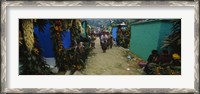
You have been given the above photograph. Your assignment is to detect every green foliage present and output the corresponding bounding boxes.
[162,19,181,54]
[19,48,52,75]
[19,19,91,75]
[50,19,91,74]
[50,20,66,71]
[19,27,52,75]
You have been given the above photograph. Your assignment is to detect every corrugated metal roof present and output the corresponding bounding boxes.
[130,19,162,25]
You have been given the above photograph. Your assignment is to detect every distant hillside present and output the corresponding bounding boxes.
[82,19,155,31]
[84,19,127,29]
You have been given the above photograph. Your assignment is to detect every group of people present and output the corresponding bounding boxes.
[87,28,114,53]
[98,30,114,53]
[89,27,131,52]
[116,28,130,48]
[88,26,130,52]
[143,50,181,75]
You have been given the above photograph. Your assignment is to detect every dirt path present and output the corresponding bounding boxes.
[77,37,145,75]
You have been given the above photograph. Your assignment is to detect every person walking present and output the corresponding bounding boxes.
[109,35,114,49]
[100,31,108,53]
[90,30,96,48]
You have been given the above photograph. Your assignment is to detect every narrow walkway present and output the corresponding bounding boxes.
[77,37,145,75]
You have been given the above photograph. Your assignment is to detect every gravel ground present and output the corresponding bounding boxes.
[78,38,145,75]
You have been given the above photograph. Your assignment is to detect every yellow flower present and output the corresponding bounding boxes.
[171,70,176,74]
[54,26,59,31]
[172,53,181,60]
[33,48,39,55]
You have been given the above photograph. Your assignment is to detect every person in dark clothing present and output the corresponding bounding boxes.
[109,36,114,48]
[158,50,172,75]
[100,31,108,53]
[144,50,159,75]
[99,31,103,46]
[147,50,159,63]
[159,50,171,66]
[90,31,96,48]
[116,28,122,46]
[171,53,181,66]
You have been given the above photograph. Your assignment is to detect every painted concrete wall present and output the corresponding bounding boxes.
[130,20,172,61]
[157,21,173,52]
[112,27,118,43]
[34,21,71,58]
[34,22,55,57]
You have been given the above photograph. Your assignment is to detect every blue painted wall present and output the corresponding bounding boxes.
[62,30,71,48]
[34,21,71,58]
[130,20,172,61]
[111,25,128,44]
[112,27,118,43]
[34,22,55,57]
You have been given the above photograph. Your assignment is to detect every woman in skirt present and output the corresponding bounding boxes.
[100,31,108,53]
